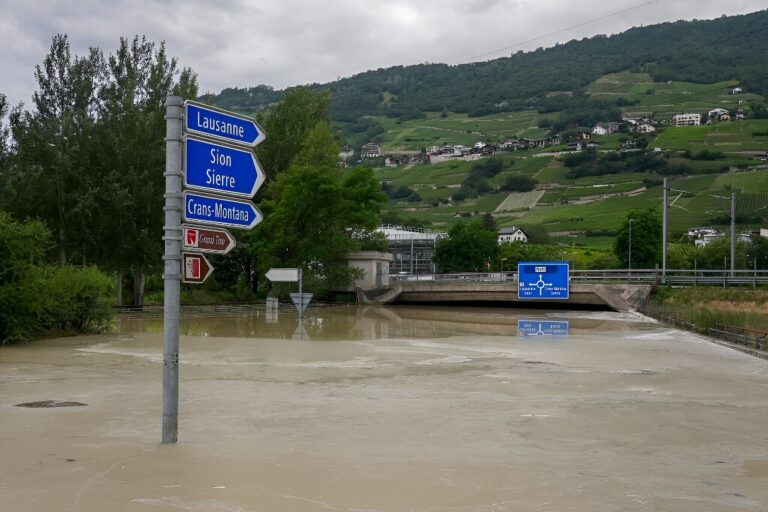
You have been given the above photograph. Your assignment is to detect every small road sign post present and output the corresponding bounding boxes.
[182,253,214,284]
[182,224,236,254]
[265,268,299,282]
[517,262,570,300]
[266,268,311,317]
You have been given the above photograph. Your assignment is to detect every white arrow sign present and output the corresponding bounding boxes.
[265,268,299,282]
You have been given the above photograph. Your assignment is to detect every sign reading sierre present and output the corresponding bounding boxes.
[183,136,266,198]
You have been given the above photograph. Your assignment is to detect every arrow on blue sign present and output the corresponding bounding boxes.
[517,262,570,299]
[182,191,263,230]
[185,101,266,147]
[184,137,265,198]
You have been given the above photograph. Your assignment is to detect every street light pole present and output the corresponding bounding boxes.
[662,177,668,280]
[628,218,634,273]
[730,192,736,277]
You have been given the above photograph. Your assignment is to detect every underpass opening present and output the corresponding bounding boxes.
[391,299,616,312]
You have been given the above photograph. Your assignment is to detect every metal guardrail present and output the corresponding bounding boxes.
[707,324,768,351]
[391,269,768,286]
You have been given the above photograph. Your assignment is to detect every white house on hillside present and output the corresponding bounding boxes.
[673,113,701,127]
[592,124,609,136]
[361,143,381,158]
[637,123,656,134]
[498,227,528,244]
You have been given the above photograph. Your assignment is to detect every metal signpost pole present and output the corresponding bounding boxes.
[162,96,183,444]
[662,177,668,282]
[298,268,303,318]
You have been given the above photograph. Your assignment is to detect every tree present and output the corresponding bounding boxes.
[519,224,550,245]
[747,235,768,269]
[696,238,747,270]
[501,174,537,192]
[613,209,662,268]
[95,35,197,305]
[0,94,9,169]
[8,34,104,266]
[433,221,500,273]
[250,162,385,294]
[256,87,332,179]
[5,34,197,306]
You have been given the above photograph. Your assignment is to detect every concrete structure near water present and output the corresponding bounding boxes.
[346,251,394,291]
[358,279,652,312]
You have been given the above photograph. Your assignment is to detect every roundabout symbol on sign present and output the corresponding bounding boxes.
[534,274,553,296]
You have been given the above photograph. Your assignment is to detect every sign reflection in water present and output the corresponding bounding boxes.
[517,320,570,337]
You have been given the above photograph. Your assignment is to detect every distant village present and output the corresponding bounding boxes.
[340,86,755,167]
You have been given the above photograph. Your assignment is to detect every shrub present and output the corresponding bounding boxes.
[43,266,112,334]
[0,212,112,343]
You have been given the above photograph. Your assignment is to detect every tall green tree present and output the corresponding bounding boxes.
[747,235,768,269]
[0,94,10,202]
[8,34,104,266]
[4,34,197,306]
[252,162,384,292]
[95,35,197,305]
[0,94,9,165]
[434,221,500,273]
[256,87,332,179]
[613,209,662,269]
[228,88,344,293]
[696,238,747,270]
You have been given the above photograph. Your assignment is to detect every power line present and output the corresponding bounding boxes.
[461,0,660,64]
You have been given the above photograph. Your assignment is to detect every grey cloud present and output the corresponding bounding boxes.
[1,0,766,108]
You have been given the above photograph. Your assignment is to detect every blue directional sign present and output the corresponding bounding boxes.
[184,137,265,198]
[182,191,262,230]
[517,320,569,337]
[518,261,570,299]
[185,101,266,147]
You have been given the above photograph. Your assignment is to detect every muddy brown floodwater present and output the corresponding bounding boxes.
[1,305,768,511]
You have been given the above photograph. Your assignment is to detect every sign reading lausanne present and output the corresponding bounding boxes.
[183,191,262,230]
[184,137,265,198]
[185,100,266,147]
[517,261,570,299]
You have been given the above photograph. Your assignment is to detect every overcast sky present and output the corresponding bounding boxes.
[2,0,766,107]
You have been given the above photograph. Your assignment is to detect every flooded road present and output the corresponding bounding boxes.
[1,305,768,511]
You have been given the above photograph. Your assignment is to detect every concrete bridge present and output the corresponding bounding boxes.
[358,269,768,312]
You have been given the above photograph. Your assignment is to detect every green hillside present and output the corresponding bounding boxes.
[202,10,768,123]
[199,10,768,251]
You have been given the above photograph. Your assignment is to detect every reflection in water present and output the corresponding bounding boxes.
[517,320,569,337]
[115,304,653,341]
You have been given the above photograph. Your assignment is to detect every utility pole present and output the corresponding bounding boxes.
[628,218,634,273]
[730,192,736,277]
[162,96,183,444]
[662,177,668,280]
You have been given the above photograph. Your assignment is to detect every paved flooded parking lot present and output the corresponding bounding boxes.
[1,305,767,511]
